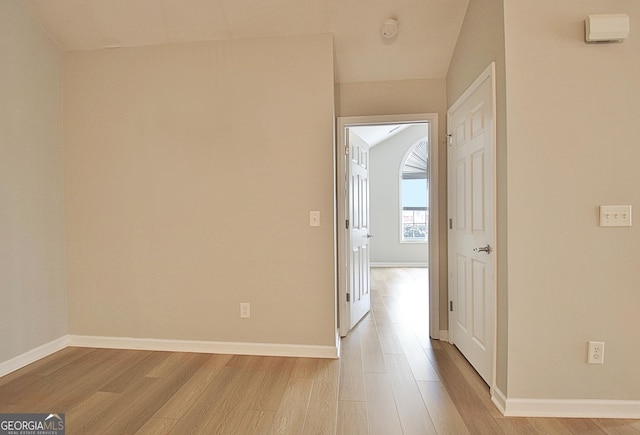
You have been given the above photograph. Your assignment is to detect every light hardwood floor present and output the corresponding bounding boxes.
[1,268,638,434]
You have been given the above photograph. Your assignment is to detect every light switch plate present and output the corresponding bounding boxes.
[310,211,320,227]
[240,302,250,318]
[599,205,632,227]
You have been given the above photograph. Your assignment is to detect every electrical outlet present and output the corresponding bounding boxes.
[588,341,605,364]
[240,302,250,318]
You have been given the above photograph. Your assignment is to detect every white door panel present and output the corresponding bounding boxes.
[448,64,495,385]
[348,131,371,328]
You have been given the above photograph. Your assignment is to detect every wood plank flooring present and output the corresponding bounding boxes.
[0,268,638,434]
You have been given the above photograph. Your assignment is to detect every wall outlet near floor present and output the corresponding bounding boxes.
[587,341,605,364]
[240,302,251,318]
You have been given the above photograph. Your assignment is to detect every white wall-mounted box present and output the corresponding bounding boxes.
[586,14,630,42]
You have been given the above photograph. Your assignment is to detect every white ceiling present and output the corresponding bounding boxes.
[21,0,469,83]
[351,124,410,147]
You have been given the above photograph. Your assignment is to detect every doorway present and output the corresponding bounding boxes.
[337,114,439,339]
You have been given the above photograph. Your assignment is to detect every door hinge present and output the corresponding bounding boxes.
[346,219,349,229]
[447,134,453,145]
[449,301,453,312]
[345,146,349,156]
[449,218,453,229]
[346,293,350,302]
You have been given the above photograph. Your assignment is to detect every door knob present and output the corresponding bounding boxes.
[473,244,492,254]
[366,234,374,238]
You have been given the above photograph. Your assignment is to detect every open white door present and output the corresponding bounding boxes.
[447,64,496,385]
[346,131,372,329]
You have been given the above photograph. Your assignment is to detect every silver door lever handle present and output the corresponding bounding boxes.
[473,244,492,254]
[366,234,374,238]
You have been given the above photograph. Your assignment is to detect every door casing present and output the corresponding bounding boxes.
[337,113,440,338]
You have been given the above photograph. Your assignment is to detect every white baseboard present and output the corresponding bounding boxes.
[491,384,640,419]
[335,330,342,358]
[503,398,640,419]
[491,386,507,414]
[0,335,338,378]
[370,262,428,268]
[0,336,68,378]
[67,335,339,359]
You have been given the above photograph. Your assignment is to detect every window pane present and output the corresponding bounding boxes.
[401,140,428,242]
[403,210,414,224]
[402,208,427,241]
[401,179,428,208]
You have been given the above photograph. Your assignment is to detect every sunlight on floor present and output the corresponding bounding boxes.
[370,267,429,348]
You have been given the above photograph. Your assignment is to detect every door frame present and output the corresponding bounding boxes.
[337,113,440,339]
[446,62,497,387]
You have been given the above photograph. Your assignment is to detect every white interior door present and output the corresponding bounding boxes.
[347,130,371,329]
[448,64,495,385]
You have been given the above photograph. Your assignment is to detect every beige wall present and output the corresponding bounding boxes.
[64,34,337,347]
[336,79,446,119]
[446,0,508,392]
[504,0,640,400]
[0,2,68,362]
[336,78,449,330]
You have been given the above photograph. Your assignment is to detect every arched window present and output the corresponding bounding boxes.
[401,139,428,242]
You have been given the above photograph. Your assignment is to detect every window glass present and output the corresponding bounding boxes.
[401,140,428,242]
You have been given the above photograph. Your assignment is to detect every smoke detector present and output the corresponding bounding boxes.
[381,19,398,39]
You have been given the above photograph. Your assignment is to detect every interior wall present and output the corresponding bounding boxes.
[446,0,508,393]
[368,126,429,265]
[63,34,337,347]
[0,1,68,363]
[503,0,640,400]
[336,78,449,330]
